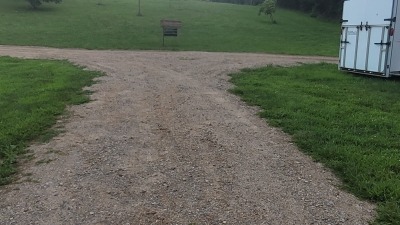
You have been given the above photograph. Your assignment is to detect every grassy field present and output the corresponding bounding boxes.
[0,57,101,185]
[229,63,400,225]
[0,0,339,56]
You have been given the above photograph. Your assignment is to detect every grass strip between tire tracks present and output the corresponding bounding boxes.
[229,63,400,225]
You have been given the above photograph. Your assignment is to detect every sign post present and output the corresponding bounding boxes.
[137,0,142,16]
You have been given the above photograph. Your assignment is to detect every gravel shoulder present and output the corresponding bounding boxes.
[0,46,374,225]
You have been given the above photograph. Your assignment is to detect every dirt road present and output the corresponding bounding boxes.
[0,46,374,225]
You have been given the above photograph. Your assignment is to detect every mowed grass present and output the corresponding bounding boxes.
[0,0,338,56]
[229,63,400,225]
[0,57,101,185]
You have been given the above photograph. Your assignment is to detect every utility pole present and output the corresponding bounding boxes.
[137,0,142,16]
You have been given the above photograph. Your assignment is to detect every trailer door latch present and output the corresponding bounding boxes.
[384,17,396,22]
[365,22,371,31]
[357,22,363,31]
[341,40,350,44]
[374,41,391,46]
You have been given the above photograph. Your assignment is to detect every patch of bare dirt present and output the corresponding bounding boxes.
[0,46,373,225]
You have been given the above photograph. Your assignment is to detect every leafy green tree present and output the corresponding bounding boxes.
[259,0,277,23]
[27,0,62,9]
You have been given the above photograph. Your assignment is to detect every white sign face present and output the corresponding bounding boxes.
[347,31,357,35]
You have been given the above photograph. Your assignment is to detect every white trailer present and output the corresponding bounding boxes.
[339,0,400,77]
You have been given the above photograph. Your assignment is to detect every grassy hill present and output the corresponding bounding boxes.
[0,0,339,56]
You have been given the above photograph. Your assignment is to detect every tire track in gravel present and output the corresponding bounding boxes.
[0,46,374,225]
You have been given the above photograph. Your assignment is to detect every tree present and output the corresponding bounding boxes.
[277,0,343,18]
[210,0,263,5]
[27,0,62,9]
[259,0,277,23]
[210,0,343,18]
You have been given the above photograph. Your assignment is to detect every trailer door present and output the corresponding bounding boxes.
[364,25,390,73]
[340,0,393,75]
[340,26,359,69]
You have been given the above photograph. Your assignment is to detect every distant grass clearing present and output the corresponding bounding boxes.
[0,57,101,185]
[0,0,339,56]
[229,63,400,225]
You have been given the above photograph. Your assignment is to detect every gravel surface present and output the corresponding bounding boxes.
[0,46,374,225]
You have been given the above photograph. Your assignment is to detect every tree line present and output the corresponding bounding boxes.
[210,0,343,18]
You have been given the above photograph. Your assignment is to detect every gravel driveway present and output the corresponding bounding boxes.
[0,46,374,225]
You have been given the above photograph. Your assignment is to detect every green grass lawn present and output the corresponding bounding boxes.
[229,63,400,225]
[0,57,101,185]
[0,0,339,56]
